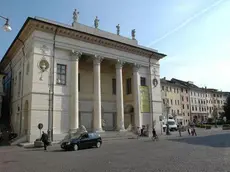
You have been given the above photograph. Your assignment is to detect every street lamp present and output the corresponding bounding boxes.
[165,103,171,135]
[0,15,12,32]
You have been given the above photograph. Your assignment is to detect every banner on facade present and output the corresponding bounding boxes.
[140,86,150,113]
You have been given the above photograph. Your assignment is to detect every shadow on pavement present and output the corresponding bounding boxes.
[168,133,230,148]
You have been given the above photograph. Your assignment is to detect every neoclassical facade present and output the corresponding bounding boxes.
[0,15,165,142]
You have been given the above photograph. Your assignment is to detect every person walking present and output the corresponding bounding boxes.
[187,127,191,135]
[41,131,49,151]
[152,127,158,141]
[178,122,182,137]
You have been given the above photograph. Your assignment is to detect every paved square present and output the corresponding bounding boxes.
[1,129,230,172]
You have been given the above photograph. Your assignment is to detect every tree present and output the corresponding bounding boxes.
[223,95,230,120]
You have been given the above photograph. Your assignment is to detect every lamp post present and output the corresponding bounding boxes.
[0,15,12,32]
[166,103,171,135]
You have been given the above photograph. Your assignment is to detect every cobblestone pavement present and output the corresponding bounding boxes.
[1,129,230,172]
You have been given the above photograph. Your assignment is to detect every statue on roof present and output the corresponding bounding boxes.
[72,9,79,25]
[131,29,136,40]
[116,24,120,35]
[94,16,99,29]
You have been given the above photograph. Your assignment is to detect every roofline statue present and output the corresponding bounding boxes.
[131,29,136,40]
[94,16,99,29]
[72,9,79,26]
[116,24,120,35]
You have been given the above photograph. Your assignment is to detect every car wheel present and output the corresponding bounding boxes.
[73,144,79,151]
[96,142,101,148]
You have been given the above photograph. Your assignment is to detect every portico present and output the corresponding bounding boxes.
[69,51,143,133]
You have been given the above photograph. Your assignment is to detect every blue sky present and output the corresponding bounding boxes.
[0,0,230,91]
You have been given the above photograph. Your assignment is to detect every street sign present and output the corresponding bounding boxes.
[38,123,43,138]
[38,123,43,130]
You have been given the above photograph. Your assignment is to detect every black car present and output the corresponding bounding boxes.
[61,132,102,151]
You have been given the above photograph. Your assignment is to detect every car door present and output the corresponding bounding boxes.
[88,133,97,147]
[79,133,90,148]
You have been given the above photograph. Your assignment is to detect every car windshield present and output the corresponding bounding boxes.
[167,121,175,125]
[68,132,82,139]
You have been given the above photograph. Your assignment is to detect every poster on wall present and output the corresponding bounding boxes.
[140,86,150,113]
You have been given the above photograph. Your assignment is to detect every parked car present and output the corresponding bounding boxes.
[61,132,102,151]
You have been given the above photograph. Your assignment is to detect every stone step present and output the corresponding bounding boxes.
[99,131,137,140]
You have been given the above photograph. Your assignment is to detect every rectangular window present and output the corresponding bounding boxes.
[187,105,189,109]
[162,86,164,90]
[182,104,185,109]
[186,97,189,102]
[18,72,21,97]
[181,96,184,101]
[112,78,116,95]
[171,99,173,105]
[57,64,67,85]
[177,100,179,104]
[126,78,132,95]
[140,77,146,86]
[175,100,177,105]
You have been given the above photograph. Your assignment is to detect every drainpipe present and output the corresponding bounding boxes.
[48,27,58,142]
[18,39,26,136]
[148,54,154,137]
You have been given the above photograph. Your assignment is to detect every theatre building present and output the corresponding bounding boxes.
[0,12,166,142]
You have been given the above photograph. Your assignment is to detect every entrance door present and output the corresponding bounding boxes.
[124,114,132,129]
[80,112,92,131]
[103,113,114,131]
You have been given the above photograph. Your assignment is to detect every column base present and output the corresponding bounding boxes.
[116,128,126,132]
[69,129,78,133]
[147,130,152,137]
[94,128,105,133]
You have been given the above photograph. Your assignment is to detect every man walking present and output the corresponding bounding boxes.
[178,122,182,137]
[41,131,49,151]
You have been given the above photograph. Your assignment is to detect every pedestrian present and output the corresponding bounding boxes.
[178,122,182,137]
[187,127,190,136]
[41,131,49,151]
[193,127,197,136]
[152,127,158,141]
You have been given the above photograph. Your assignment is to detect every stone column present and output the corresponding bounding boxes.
[116,60,125,131]
[93,55,104,132]
[69,50,82,132]
[133,64,142,128]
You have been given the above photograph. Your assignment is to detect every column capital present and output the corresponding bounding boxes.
[116,59,125,69]
[70,50,82,61]
[133,63,141,72]
[94,55,104,65]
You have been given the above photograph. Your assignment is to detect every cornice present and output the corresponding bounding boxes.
[1,18,167,69]
[32,21,154,58]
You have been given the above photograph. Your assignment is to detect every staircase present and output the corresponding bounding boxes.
[10,135,27,146]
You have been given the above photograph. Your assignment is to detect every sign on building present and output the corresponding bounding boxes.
[140,86,150,113]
